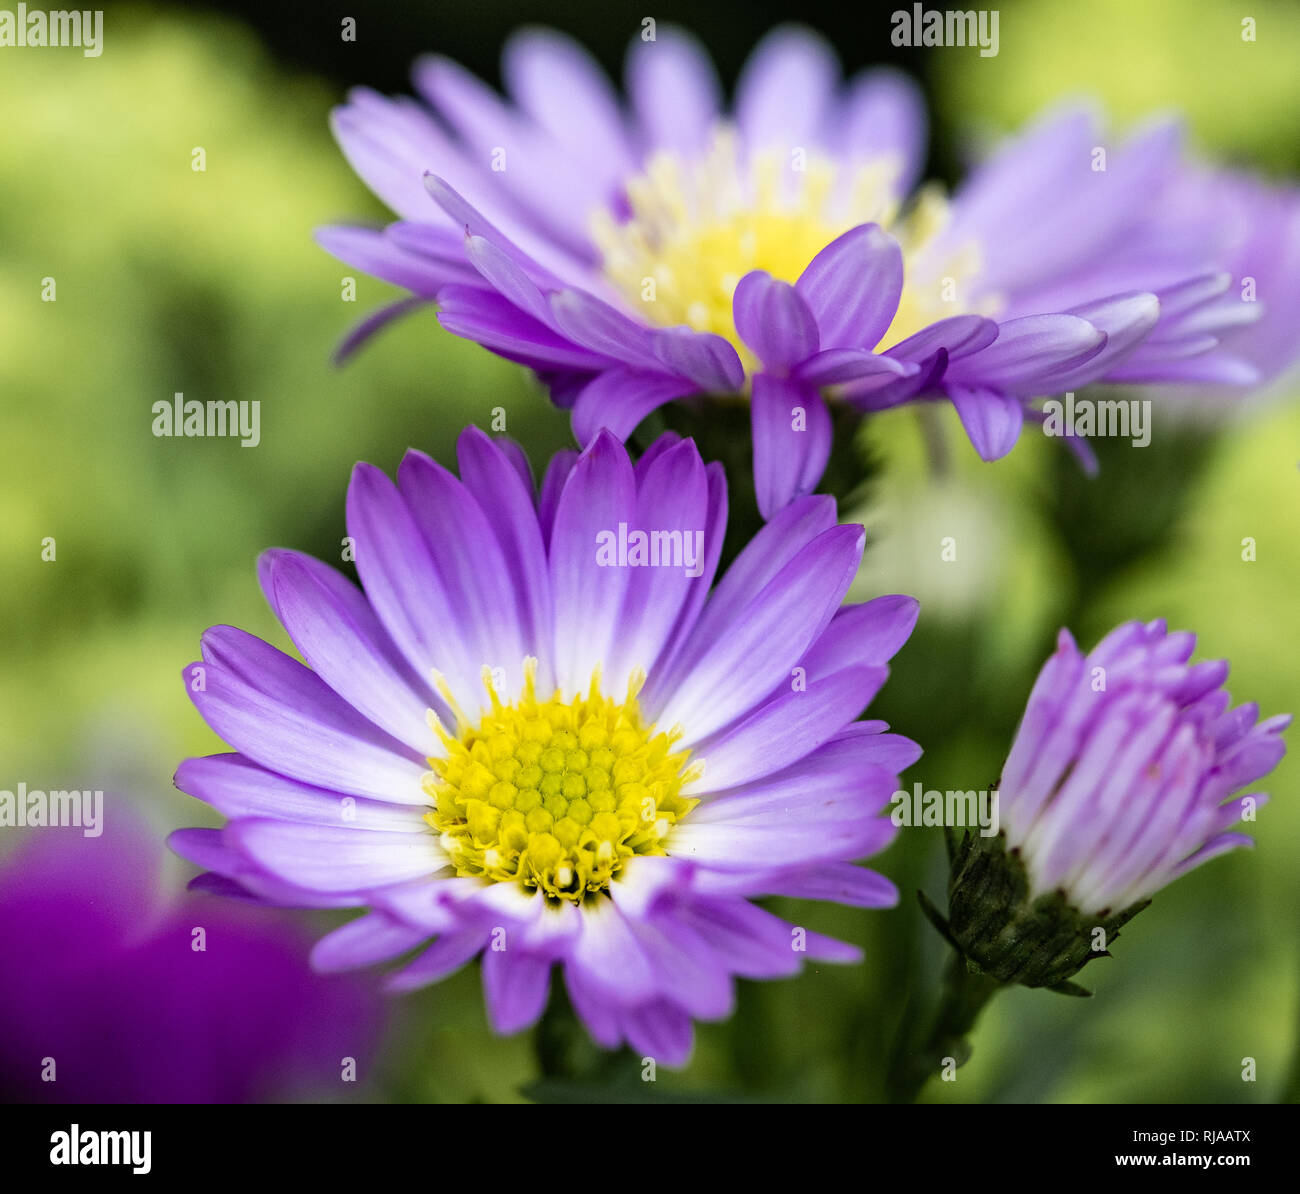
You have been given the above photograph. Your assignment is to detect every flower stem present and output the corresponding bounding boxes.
[886,949,1003,1102]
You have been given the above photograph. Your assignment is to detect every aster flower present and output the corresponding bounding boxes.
[169,426,920,1066]
[890,618,1288,1099]
[0,808,380,1103]
[318,25,1294,511]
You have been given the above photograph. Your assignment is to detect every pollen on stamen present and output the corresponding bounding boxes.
[430,668,471,733]
[422,660,699,902]
[590,124,998,363]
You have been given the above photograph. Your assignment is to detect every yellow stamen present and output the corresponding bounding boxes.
[424,661,697,902]
[591,125,998,369]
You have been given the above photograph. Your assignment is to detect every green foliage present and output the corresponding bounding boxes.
[935,0,1300,175]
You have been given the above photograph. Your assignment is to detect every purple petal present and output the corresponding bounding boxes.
[751,375,833,519]
[396,449,530,698]
[436,284,608,371]
[455,426,553,656]
[311,912,429,972]
[945,314,1106,394]
[650,326,745,393]
[548,431,637,694]
[762,863,899,907]
[625,25,721,156]
[734,25,839,149]
[796,348,915,386]
[620,999,695,1066]
[345,460,485,709]
[838,67,928,192]
[798,595,920,679]
[605,439,712,687]
[537,449,580,549]
[733,272,819,371]
[694,666,888,791]
[260,549,435,750]
[189,628,429,803]
[647,495,838,706]
[549,288,663,370]
[883,314,1000,364]
[1052,291,1161,389]
[796,224,903,351]
[229,818,443,894]
[176,754,429,830]
[314,225,450,296]
[502,29,632,180]
[481,948,552,1033]
[571,368,696,444]
[948,386,1027,461]
[332,297,431,365]
[655,525,866,746]
[387,929,487,992]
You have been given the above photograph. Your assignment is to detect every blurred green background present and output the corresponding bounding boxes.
[1,0,1296,1103]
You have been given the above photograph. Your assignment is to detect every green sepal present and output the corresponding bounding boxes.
[941,831,1150,990]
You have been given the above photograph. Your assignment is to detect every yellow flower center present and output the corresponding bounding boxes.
[425,661,699,902]
[591,126,997,371]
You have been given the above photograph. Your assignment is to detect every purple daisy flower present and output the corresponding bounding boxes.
[318,25,1296,508]
[0,809,381,1103]
[997,619,1288,915]
[169,427,920,1066]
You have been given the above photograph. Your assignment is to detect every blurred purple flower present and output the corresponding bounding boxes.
[317,25,1300,510]
[0,808,383,1103]
[885,103,1300,465]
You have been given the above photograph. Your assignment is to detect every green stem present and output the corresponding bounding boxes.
[886,949,1003,1103]
[534,987,635,1086]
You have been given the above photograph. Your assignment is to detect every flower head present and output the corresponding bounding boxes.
[171,426,920,1065]
[930,620,1288,991]
[320,26,1300,510]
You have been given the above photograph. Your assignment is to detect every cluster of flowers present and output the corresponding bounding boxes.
[171,27,1293,1065]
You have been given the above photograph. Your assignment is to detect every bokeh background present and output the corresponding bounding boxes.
[2,0,1297,1102]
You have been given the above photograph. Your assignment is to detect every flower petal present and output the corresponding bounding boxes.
[625,25,722,156]
[734,25,838,149]
[796,224,903,351]
[571,368,696,444]
[751,375,832,519]
[481,947,552,1033]
[733,272,819,371]
[653,525,865,745]
[948,386,1027,461]
[693,665,889,791]
[548,431,638,695]
[261,549,435,750]
[188,628,429,803]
